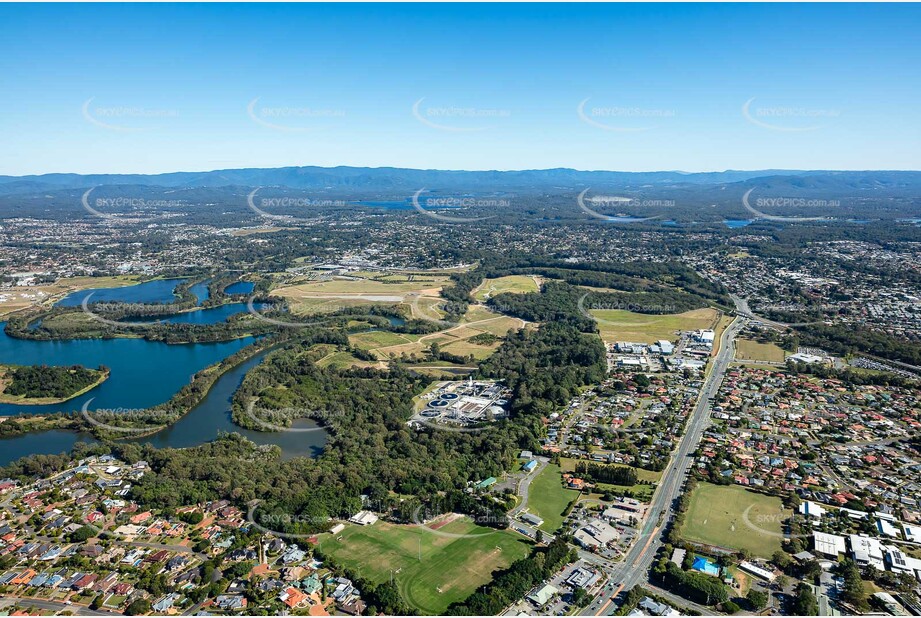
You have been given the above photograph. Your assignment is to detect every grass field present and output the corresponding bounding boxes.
[473,275,540,301]
[711,314,735,356]
[559,457,662,483]
[679,483,787,558]
[315,351,381,370]
[230,227,288,236]
[528,464,581,532]
[348,330,422,349]
[351,304,522,362]
[559,458,660,502]
[316,519,531,614]
[440,339,499,360]
[735,339,787,363]
[276,274,447,296]
[590,308,720,344]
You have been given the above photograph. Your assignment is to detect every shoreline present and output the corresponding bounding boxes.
[0,367,110,406]
[101,336,283,441]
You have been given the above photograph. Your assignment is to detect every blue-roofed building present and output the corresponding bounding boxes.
[523,460,538,472]
[691,556,721,577]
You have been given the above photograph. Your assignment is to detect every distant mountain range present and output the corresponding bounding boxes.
[1,166,920,197]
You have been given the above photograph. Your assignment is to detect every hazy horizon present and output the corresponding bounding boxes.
[4,164,921,180]
[1,3,919,175]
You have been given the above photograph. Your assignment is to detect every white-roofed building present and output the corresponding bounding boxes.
[639,597,680,616]
[799,501,826,520]
[574,519,620,550]
[885,546,913,574]
[739,561,776,582]
[349,511,378,526]
[527,584,559,607]
[876,518,901,538]
[813,531,847,558]
[849,534,885,570]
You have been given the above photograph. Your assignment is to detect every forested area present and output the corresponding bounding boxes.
[574,461,639,486]
[479,321,607,414]
[793,323,921,367]
[438,254,730,321]
[488,280,710,332]
[3,364,106,399]
[654,561,730,605]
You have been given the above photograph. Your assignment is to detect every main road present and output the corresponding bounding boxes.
[581,310,747,616]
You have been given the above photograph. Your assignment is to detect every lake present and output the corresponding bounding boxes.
[56,278,186,306]
[724,219,754,228]
[127,348,326,457]
[0,326,255,416]
[190,279,211,305]
[224,281,255,295]
[0,347,327,466]
[0,276,347,466]
[120,302,270,325]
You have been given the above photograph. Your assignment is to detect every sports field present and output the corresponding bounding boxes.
[316,518,531,614]
[473,275,540,301]
[679,483,787,558]
[735,339,787,363]
[590,308,719,344]
[528,463,581,532]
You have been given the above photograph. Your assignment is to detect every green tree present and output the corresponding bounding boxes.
[125,599,152,616]
[746,589,768,610]
[792,583,818,616]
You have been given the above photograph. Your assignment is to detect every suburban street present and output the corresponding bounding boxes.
[0,597,117,616]
[577,309,747,616]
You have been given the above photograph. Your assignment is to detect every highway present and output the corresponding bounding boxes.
[579,311,746,616]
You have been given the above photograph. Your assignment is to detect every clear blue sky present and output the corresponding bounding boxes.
[1,3,919,175]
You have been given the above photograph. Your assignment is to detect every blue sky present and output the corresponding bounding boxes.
[1,3,919,175]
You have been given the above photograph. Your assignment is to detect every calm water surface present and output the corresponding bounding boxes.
[0,279,328,466]
[56,279,186,306]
